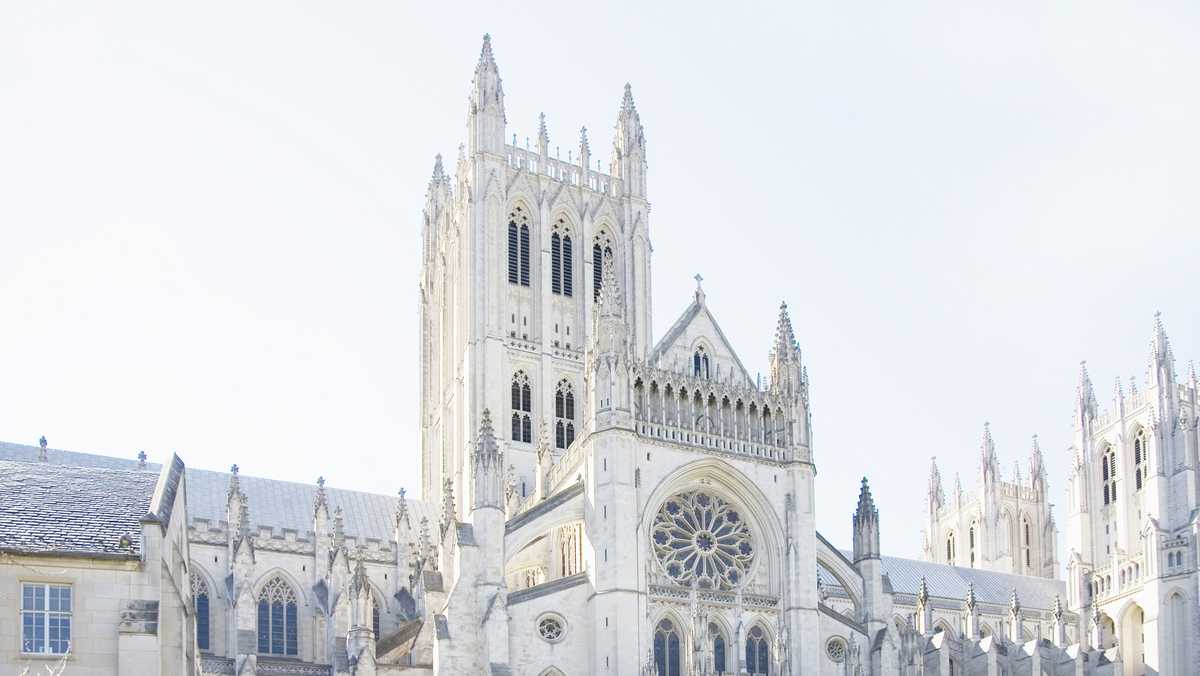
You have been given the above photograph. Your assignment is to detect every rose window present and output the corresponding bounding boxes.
[651,491,755,589]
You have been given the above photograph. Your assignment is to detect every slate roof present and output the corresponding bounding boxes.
[818,550,1066,611]
[0,459,159,558]
[0,441,432,544]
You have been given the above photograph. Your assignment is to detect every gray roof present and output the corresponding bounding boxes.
[0,459,159,558]
[0,441,431,543]
[820,551,1065,611]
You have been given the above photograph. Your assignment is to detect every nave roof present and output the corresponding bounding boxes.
[0,441,432,545]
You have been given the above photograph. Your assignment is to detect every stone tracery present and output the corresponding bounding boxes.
[651,490,755,590]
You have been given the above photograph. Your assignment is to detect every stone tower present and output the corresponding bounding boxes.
[419,34,653,506]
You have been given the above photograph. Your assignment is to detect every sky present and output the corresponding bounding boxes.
[1,2,1197,562]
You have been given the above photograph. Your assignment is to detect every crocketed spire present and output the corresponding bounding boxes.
[980,422,998,479]
[771,302,799,359]
[536,112,549,154]
[852,477,880,561]
[928,457,945,511]
[1076,360,1097,422]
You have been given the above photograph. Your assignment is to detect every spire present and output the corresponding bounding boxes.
[611,83,647,196]
[980,422,998,479]
[771,302,799,358]
[1149,311,1176,386]
[579,126,590,169]
[468,33,505,153]
[1029,434,1046,488]
[852,477,880,562]
[1076,360,1098,423]
[478,33,496,68]
[537,113,549,155]
[768,301,805,397]
[928,457,945,512]
[472,409,504,509]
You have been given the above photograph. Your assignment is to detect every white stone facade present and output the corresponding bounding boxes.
[921,426,1059,578]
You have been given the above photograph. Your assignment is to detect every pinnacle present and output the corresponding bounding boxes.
[479,33,495,66]
[772,301,798,356]
[430,154,445,185]
[622,82,635,111]
[537,112,549,146]
[579,126,589,151]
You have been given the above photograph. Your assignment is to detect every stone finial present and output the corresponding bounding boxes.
[537,112,549,152]
[475,408,500,465]
[1009,588,1021,615]
[965,582,978,611]
[226,465,242,501]
[137,451,147,469]
[38,436,47,462]
[1052,595,1063,621]
[314,476,329,519]
[333,506,345,546]
[395,487,410,529]
[693,273,705,304]
[917,577,929,606]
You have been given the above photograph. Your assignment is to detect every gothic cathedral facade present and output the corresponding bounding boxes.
[411,36,1146,676]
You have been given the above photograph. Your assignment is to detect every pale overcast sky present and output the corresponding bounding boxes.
[2,2,1196,561]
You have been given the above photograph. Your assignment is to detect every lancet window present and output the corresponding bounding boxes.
[555,379,575,450]
[511,371,532,443]
[507,207,530,287]
[256,577,298,656]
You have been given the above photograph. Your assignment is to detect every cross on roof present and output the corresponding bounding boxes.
[230,464,239,475]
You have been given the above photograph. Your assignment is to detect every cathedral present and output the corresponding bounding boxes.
[1,34,1197,676]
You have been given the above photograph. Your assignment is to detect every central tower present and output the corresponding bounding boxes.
[419,35,653,507]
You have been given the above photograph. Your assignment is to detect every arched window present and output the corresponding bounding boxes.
[968,524,977,567]
[507,207,530,287]
[711,623,728,674]
[946,532,956,564]
[693,346,710,379]
[559,523,583,577]
[191,572,211,651]
[1134,429,1147,491]
[592,233,614,301]
[746,625,770,675]
[653,619,681,676]
[1022,517,1032,569]
[1102,445,1117,505]
[372,604,380,638]
[550,219,573,297]
[511,371,532,443]
[554,379,575,450]
[256,577,298,656]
